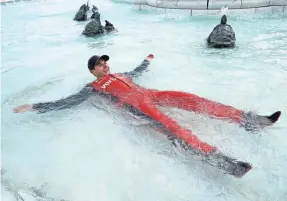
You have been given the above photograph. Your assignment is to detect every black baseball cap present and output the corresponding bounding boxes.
[87,55,109,70]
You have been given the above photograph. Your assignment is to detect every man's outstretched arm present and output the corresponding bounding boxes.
[13,85,94,114]
[123,54,154,79]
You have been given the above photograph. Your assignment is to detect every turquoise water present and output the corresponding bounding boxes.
[1,0,287,200]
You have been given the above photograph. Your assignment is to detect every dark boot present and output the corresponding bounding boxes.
[242,111,281,131]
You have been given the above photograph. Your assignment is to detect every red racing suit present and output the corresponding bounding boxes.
[89,73,243,154]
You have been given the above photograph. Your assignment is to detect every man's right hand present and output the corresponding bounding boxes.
[13,104,34,113]
[146,54,154,62]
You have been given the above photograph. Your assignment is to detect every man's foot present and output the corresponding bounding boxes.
[205,150,252,178]
[267,111,281,123]
[242,111,281,131]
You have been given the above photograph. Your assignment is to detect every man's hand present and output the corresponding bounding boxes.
[13,104,34,113]
[146,54,154,62]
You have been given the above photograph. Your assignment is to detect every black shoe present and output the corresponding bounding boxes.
[205,150,252,178]
[242,111,281,131]
[266,111,281,123]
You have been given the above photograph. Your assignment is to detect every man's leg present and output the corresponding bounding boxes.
[138,102,216,154]
[151,90,281,129]
[137,102,252,178]
[152,90,243,123]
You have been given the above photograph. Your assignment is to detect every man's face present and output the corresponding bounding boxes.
[91,59,110,78]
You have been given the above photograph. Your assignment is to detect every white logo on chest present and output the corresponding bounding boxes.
[101,77,117,89]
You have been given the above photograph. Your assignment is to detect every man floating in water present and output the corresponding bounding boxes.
[13,54,281,178]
